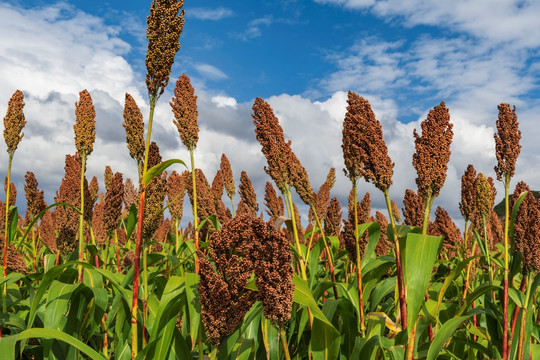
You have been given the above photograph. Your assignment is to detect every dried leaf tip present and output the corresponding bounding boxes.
[494,103,521,183]
[171,73,199,149]
[412,101,453,200]
[74,89,96,155]
[145,0,185,98]
[3,90,26,153]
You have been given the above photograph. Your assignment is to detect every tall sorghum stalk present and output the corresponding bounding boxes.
[73,89,96,283]
[342,92,397,332]
[408,101,453,358]
[252,97,308,279]
[2,90,25,293]
[459,165,477,298]
[476,173,494,285]
[131,1,185,357]
[494,103,521,360]
[170,73,199,271]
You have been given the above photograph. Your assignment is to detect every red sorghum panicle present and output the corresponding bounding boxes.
[342,91,363,182]
[344,92,395,191]
[54,154,91,254]
[73,90,96,155]
[459,164,477,221]
[252,97,292,193]
[375,211,391,256]
[2,180,16,210]
[92,199,107,245]
[38,210,57,253]
[211,170,224,207]
[167,170,188,222]
[147,141,162,169]
[145,0,185,98]
[264,182,284,222]
[89,176,99,207]
[0,239,27,274]
[153,218,171,252]
[402,189,424,228]
[512,182,540,273]
[289,151,314,205]
[391,200,402,224]
[24,171,46,226]
[123,178,138,215]
[187,169,216,221]
[3,90,26,153]
[430,206,463,259]
[309,168,335,223]
[171,73,199,149]
[239,171,259,215]
[103,172,124,235]
[122,93,145,166]
[412,101,453,200]
[104,166,113,192]
[325,197,342,237]
[494,103,521,183]
[220,154,236,200]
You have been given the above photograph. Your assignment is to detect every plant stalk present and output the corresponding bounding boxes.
[502,179,510,360]
[78,150,87,283]
[2,151,13,314]
[189,147,200,274]
[279,325,292,360]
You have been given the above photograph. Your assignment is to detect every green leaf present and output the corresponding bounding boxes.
[426,315,472,360]
[185,272,201,349]
[311,317,340,360]
[508,287,525,308]
[401,232,442,335]
[1,328,105,360]
[125,203,138,241]
[143,159,187,186]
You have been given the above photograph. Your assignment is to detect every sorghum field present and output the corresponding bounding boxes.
[1,1,539,360]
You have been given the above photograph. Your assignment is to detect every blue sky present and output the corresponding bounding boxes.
[2,0,540,225]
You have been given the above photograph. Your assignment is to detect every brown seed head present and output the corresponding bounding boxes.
[54,154,92,254]
[341,190,370,263]
[252,97,292,193]
[512,182,540,273]
[103,172,124,234]
[211,170,224,207]
[459,164,477,221]
[171,73,199,149]
[123,178,138,216]
[147,141,162,170]
[89,176,99,206]
[3,90,26,153]
[38,209,57,253]
[412,101,453,200]
[289,151,314,206]
[402,189,424,228]
[145,0,185,98]
[494,103,521,183]
[24,171,46,225]
[122,93,145,165]
[430,206,463,259]
[104,166,113,192]
[187,169,217,222]
[264,182,284,222]
[324,197,342,237]
[167,170,188,222]
[73,90,96,155]
[342,92,394,191]
[391,200,401,224]
[239,171,259,215]
[220,154,236,199]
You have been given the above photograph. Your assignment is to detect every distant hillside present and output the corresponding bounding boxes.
[494,190,539,218]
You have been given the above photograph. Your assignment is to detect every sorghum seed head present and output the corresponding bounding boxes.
[494,103,521,183]
[171,73,199,149]
[3,90,26,153]
[73,89,96,155]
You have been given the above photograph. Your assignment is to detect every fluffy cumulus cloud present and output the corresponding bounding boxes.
[189,7,234,21]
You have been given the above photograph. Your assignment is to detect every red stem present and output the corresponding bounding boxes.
[511,277,527,342]
[503,276,509,360]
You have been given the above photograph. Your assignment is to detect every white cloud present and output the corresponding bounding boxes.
[316,0,540,48]
[193,63,228,80]
[234,15,274,41]
[211,95,238,109]
[189,7,234,21]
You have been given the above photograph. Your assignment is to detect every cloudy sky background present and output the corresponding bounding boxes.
[1,0,539,229]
